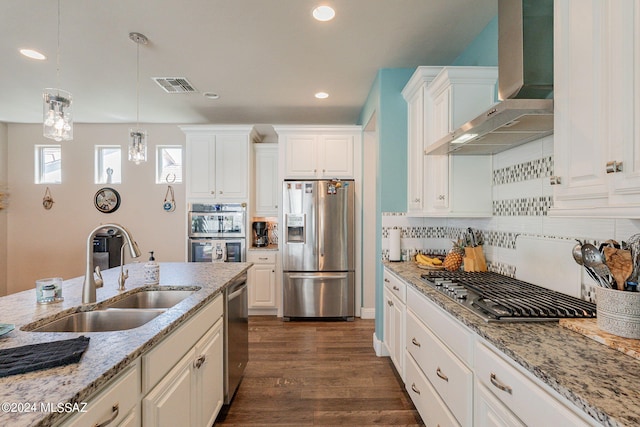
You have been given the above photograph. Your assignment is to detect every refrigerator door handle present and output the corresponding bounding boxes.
[288,274,349,280]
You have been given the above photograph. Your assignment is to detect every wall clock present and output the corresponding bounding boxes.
[94,187,121,213]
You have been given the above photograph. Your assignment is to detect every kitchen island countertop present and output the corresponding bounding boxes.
[0,262,251,427]
[384,261,640,427]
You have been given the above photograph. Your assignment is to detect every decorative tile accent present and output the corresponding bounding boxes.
[493,155,553,185]
[493,196,553,216]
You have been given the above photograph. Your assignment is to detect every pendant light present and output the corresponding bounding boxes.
[128,32,148,164]
[43,0,73,142]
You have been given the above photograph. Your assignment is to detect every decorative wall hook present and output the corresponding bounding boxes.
[163,185,175,212]
[42,187,54,210]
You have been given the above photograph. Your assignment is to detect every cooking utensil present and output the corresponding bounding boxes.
[582,243,613,288]
[603,246,633,291]
[572,242,583,265]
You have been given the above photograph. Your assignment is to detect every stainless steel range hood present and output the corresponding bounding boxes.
[427,0,554,155]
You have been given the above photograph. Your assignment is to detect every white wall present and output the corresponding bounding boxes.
[5,123,186,294]
[0,123,7,296]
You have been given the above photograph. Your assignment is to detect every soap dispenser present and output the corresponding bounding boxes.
[144,251,160,285]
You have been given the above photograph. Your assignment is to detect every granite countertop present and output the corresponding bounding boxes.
[0,262,251,427]
[384,261,640,427]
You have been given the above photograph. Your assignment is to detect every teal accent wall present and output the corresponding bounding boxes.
[358,68,415,342]
[451,16,498,66]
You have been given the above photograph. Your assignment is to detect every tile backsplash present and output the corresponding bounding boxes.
[382,135,640,288]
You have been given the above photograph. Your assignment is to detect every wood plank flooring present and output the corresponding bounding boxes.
[215,316,424,426]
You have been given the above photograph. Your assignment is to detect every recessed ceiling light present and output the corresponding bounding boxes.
[312,5,335,22]
[203,92,220,99]
[19,49,46,60]
[315,92,329,99]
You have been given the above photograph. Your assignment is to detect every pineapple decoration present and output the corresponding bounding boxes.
[443,239,465,272]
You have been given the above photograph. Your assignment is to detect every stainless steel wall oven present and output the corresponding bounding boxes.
[188,203,246,262]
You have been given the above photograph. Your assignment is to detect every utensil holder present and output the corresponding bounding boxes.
[596,287,640,339]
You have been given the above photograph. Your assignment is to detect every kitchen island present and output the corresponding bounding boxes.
[0,262,251,427]
[384,261,640,427]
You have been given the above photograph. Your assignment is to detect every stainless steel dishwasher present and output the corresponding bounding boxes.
[224,273,248,405]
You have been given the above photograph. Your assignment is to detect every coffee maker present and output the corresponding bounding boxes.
[252,221,269,247]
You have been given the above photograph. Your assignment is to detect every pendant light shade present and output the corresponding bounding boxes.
[43,88,73,141]
[43,0,73,141]
[128,32,148,164]
[128,129,148,165]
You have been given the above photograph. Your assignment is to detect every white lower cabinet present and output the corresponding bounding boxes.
[59,361,140,427]
[383,268,406,380]
[474,340,594,427]
[143,320,223,427]
[247,251,278,312]
[405,285,472,427]
[386,272,597,427]
[142,295,224,427]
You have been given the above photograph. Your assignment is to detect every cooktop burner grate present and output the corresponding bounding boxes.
[421,271,597,322]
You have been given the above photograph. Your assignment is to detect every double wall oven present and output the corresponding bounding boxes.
[188,203,246,263]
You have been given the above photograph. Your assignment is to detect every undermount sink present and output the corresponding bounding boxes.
[105,289,197,309]
[28,308,165,333]
[25,288,200,333]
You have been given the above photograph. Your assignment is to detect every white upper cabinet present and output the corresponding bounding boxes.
[254,144,279,216]
[275,126,360,179]
[181,125,259,201]
[402,66,496,216]
[552,0,640,217]
[402,66,443,214]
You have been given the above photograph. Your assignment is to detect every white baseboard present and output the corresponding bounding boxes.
[373,332,389,357]
[360,307,375,319]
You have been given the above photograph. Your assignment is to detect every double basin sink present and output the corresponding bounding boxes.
[23,288,199,333]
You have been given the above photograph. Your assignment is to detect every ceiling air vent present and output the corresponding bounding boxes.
[152,77,197,93]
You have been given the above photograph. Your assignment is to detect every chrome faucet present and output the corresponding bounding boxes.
[83,223,141,304]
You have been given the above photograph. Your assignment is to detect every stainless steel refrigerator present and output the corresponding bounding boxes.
[283,179,355,320]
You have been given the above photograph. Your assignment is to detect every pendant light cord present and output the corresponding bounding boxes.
[56,0,61,89]
[136,40,140,128]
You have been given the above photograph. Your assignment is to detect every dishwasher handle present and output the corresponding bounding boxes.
[228,283,247,301]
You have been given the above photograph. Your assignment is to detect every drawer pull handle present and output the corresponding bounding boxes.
[393,285,400,291]
[436,367,449,382]
[411,383,421,395]
[490,372,512,394]
[411,337,421,347]
[384,278,390,283]
[94,403,119,427]
[387,300,393,307]
[194,355,207,369]
[258,257,269,260]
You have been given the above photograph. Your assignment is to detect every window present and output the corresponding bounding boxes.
[156,146,183,184]
[35,145,61,184]
[95,146,122,184]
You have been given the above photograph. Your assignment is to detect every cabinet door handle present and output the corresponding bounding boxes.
[387,300,393,306]
[93,403,119,427]
[414,198,420,203]
[411,383,421,395]
[549,175,562,185]
[436,367,449,382]
[606,161,623,173]
[194,355,207,369]
[384,278,390,283]
[411,337,421,347]
[392,285,400,291]
[219,190,223,194]
[210,190,216,195]
[438,195,445,200]
[490,372,512,394]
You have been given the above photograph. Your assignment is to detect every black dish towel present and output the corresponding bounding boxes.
[0,336,90,378]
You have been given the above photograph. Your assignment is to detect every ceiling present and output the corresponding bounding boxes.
[1,0,497,137]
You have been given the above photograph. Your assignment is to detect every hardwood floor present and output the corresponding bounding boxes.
[215,316,424,426]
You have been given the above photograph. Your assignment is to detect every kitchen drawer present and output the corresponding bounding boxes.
[407,285,472,364]
[405,350,461,427]
[383,268,406,303]
[247,251,277,264]
[142,294,223,394]
[406,309,472,426]
[474,340,593,427]
[61,360,140,427]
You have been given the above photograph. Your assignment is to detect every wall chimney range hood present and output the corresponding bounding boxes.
[427,0,554,155]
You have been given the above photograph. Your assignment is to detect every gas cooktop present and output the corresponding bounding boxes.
[420,271,597,322]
